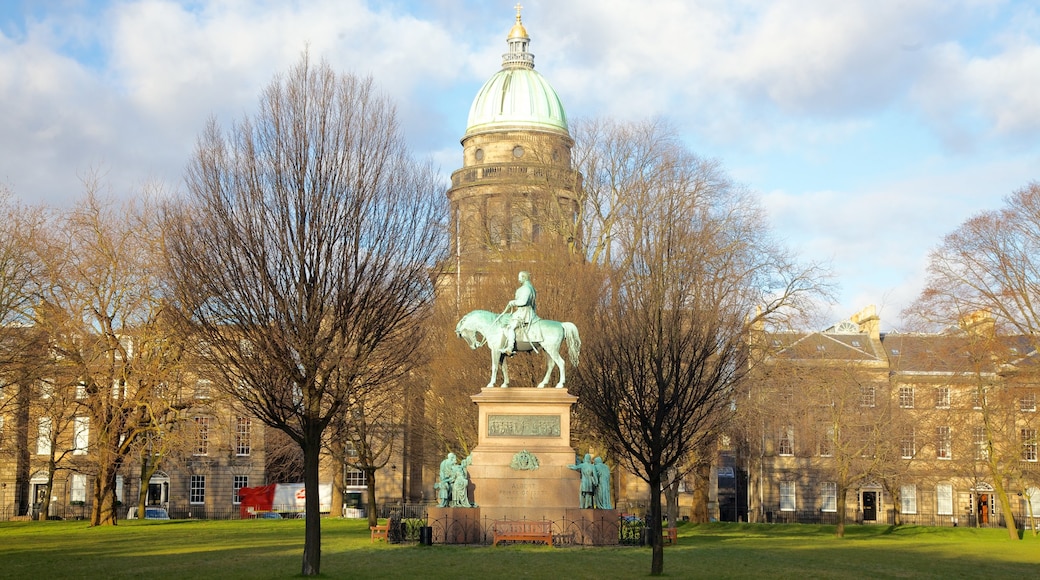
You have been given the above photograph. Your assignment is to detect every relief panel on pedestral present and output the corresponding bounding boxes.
[487,414,560,437]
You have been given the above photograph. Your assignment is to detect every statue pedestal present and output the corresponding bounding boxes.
[428,507,482,544]
[467,387,580,523]
[565,508,620,545]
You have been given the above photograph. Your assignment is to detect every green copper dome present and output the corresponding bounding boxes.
[465,10,568,137]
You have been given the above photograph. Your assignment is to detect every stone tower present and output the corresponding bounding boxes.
[445,6,581,292]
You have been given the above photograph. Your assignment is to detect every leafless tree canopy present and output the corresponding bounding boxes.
[911,182,1040,336]
[164,53,445,575]
[571,118,828,574]
[905,181,1040,540]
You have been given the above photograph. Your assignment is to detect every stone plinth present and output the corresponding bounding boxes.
[564,508,620,545]
[467,387,580,523]
[428,507,482,544]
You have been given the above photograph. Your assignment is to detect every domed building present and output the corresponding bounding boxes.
[312,8,588,516]
[445,7,581,276]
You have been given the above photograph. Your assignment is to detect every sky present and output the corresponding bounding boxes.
[1,0,1039,330]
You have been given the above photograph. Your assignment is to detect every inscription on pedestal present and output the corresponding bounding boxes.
[502,481,546,500]
[488,414,560,437]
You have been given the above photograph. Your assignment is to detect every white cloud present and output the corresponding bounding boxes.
[2,0,1040,332]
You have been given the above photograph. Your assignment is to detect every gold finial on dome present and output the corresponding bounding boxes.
[508,3,528,39]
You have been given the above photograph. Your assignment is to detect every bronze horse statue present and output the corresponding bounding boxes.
[455,309,580,389]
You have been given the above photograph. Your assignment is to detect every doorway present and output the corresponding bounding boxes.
[977,493,990,524]
[862,491,878,521]
[146,473,170,507]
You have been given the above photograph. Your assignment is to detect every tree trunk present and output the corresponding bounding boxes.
[39,457,56,521]
[889,486,902,526]
[649,471,664,576]
[91,459,119,526]
[992,478,1018,540]
[331,463,344,519]
[301,427,322,576]
[90,425,121,526]
[835,484,848,538]
[329,438,344,518]
[664,471,679,527]
[366,467,378,529]
[690,462,711,523]
[138,453,160,518]
[14,379,31,517]
[1028,493,1037,537]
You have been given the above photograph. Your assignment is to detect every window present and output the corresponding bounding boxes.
[1022,428,1038,462]
[37,417,52,455]
[936,483,953,516]
[236,417,251,456]
[194,417,210,456]
[857,425,875,458]
[115,475,123,503]
[1021,392,1037,412]
[818,425,834,457]
[233,475,248,504]
[778,426,794,456]
[70,473,87,503]
[972,388,985,410]
[937,426,952,459]
[973,426,989,460]
[111,379,125,400]
[73,417,89,455]
[900,485,917,514]
[860,385,875,408]
[901,429,916,459]
[195,379,211,400]
[76,382,87,400]
[118,335,134,359]
[345,469,367,487]
[189,475,205,504]
[779,481,796,511]
[821,482,837,512]
[899,386,915,408]
[935,387,950,409]
[778,387,793,408]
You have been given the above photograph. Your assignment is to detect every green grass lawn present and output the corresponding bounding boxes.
[1,519,1038,579]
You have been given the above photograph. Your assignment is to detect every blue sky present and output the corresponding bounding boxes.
[2,0,1039,330]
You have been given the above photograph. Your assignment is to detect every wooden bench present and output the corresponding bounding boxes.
[492,520,553,547]
[370,517,393,543]
[664,527,678,545]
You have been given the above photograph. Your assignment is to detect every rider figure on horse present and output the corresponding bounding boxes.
[505,271,538,355]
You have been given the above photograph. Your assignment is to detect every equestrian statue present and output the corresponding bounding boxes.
[455,271,581,389]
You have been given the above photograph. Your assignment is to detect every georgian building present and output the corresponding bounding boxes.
[0,341,267,520]
[738,306,1040,528]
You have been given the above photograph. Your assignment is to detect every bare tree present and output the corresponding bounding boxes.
[805,366,888,536]
[164,53,444,576]
[30,186,185,526]
[573,119,828,576]
[906,182,1040,539]
[912,182,1040,336]
[265,428,304,483]
[0,189,47,516]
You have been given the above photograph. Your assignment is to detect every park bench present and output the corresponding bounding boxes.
[664,527,678,545]
[492,520,553,547]
[370,517,394,543]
